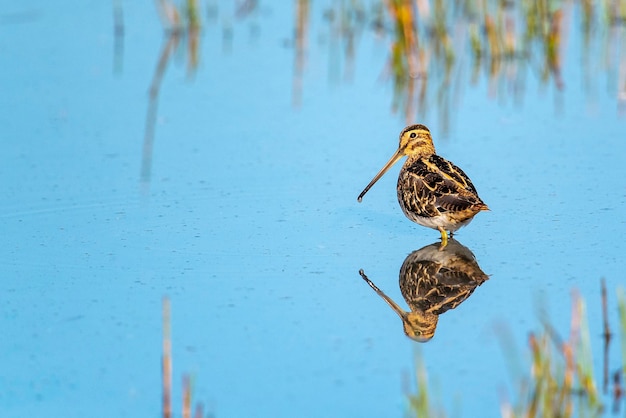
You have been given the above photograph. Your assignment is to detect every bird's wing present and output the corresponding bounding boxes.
[405,155,486,214]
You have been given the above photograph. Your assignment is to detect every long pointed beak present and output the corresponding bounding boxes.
[357,148,404,202]
[359,269,408,320]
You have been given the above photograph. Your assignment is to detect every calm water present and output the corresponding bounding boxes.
[1,1,625,417]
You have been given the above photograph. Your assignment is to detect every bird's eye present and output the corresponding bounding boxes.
[409,132,417,139]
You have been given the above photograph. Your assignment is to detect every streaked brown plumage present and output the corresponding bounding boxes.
[358,124,488,247]
[359,239,489,342]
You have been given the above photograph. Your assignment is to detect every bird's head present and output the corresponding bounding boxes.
[358,124,435,202]
[398,124,435,157]
[402,311,438,342]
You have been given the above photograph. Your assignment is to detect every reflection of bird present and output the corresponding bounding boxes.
[359,239,489,342]
[358,124,488,247]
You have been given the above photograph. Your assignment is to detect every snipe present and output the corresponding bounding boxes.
[358,124,488,246]
[359,239,489,342]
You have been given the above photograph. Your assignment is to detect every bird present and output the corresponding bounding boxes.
[358,238,489,342]
[357,124,488,247]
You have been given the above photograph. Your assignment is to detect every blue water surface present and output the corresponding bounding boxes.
[1,2,625,417]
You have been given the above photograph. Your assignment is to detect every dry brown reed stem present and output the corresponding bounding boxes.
[614,47,626,112]
[142,33,181,187]
[484,15,499,58]
[160,298,207,417]
[155,0,182,28]
[504,8,516,56]
[387,0,436,124]
[187,27,201,75]
[613,371,623,413]
[145,0,202,189]
[292,0,309,107]
[405,74,417,125]
[236,0,256,18]
[183,374,191,418]
[561,293,582,417]
[527,333,541,417]
[162,297,172,418]
[601,278,612,394]
[432,0,452,62]
[561,342,574,416]
[546,9,563,89]
[616,287,626,412]
[113,0,124,36]
[185,0,201,29]
[397,0,419,63]
[390,0,419,75]
[194,403,204,418]
[112,0,124,73]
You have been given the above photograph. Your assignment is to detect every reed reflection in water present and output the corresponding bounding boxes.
[319,0,626,132]
[133,0,626,188]
[359,239,488,342]
[140,0,203,190]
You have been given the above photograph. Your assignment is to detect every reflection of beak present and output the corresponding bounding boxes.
[359,268,408,319]
[359,269,437,342]
[357,148,404,202]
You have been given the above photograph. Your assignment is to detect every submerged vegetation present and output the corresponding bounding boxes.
[407,282,626,417]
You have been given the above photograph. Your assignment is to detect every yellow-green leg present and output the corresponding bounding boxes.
[437,227,448,248]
